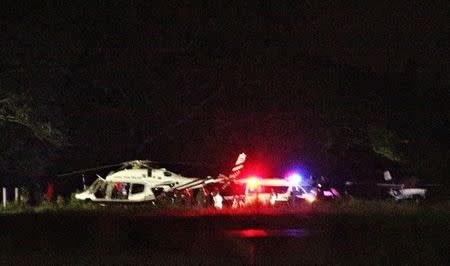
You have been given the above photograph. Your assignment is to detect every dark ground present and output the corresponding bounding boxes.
[1,205,449,265]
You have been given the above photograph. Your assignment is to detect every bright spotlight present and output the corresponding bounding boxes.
[246,177,261,190]
[305,193,316,203]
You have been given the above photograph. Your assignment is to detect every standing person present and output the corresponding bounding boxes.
[270,188,276,206]
[45,182,54,202]
[232,196,238,208]
[213,190,223,209]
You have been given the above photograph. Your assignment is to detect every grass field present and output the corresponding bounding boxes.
[2,196,450,216]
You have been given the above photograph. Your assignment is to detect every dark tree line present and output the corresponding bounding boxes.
[1,2,449,187]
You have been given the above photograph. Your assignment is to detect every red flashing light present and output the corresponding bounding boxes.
[238,229,268,238]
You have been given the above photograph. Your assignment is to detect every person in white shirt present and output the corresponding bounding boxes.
[213,191,223,209]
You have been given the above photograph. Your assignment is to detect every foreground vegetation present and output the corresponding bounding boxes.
[1,196,450,217]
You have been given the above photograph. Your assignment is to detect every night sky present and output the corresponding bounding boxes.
[1,2,449,185]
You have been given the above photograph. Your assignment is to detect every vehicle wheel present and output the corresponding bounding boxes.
[342,194,353,201]
[412,195,424,205]
[288,199,295,208]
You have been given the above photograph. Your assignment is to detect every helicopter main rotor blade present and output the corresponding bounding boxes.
[57,159,223,178]
[57,162,126,177]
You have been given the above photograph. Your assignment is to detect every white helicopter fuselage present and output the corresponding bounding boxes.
[75,168,200,203]
[389,187,427,201]
[106,168,194,187]
[74,153,247,204]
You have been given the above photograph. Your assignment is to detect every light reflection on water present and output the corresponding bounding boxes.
[222,228,312,264]
[224,228,310,238]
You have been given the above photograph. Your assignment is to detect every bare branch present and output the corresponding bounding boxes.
[0,94,65,146]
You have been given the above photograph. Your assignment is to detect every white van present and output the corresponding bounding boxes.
[244,178,315,206]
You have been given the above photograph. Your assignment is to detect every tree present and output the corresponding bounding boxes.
[0,62,67,178]
[0,94,64,146]
[367,125,407,163]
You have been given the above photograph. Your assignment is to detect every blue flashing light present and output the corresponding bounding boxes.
[288,173,302,185]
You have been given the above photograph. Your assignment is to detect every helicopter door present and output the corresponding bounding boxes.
[128,183,146,201]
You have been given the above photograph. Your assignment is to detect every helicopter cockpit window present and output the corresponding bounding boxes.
[164,171,172,177]
[94,182,107,199]
[131,184,145,194]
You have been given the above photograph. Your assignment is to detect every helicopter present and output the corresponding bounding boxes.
[63,153,247,205]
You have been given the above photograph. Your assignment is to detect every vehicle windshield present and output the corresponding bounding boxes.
[291,186,307,194]
[248,186,289,194]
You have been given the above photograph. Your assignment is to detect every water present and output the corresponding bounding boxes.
[224,228,311,238]
[0,213,449,265]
